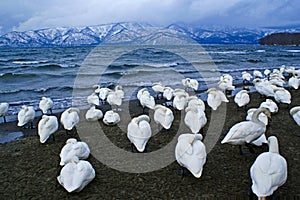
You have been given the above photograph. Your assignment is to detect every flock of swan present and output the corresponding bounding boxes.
[0,65,300,198]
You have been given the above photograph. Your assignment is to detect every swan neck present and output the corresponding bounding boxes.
[269,138,279,154]
[251,109,264,124]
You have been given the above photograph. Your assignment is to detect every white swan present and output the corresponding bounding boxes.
[264,69,271,77]
[163,86,174,101]
[38,115,58,143]
[0,102,9,123]
[260,99,278,113]
[274,88,291,105]
[234,90,250,107]
[17,105,35,127]
[187,96,205,112]
[107,91,122,107]
[253,70,263,78]
[60,107,80,131]
[246,108,268,126]
[242,71,252,82]
[154,105,174,129]
[290,106,300,126]
[138,89,155,110]
[182,78,199,91]
[39,97,53,114]
[172,89,189,110]
[253,78,275,97]
[103,110,120,125]
[59,138,90,166]
[250,136,287,198]
[93,85,111,102]
[269,77,285,87]
[288,76,299,89]
[184,105,207,134]
[206,88,229,110]
[127,115,151,152]
[221,107,271,154]
[57,156,95,193]
[87,93,100,106]
[152,82,165,98]
[218,74,235,93]
[85,106,103,121]
[175,133,206,178]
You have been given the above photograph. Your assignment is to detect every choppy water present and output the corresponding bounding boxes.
[0,44,299,121]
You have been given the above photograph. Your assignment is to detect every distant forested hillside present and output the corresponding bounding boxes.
[259,33,300,45]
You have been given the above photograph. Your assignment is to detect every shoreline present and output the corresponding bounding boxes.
[0,88,300,198]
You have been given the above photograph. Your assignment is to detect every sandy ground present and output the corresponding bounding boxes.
[0,89,300,199]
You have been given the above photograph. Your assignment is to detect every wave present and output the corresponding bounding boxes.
[0,72,38,79]
[204,51,247,55]
[36,64,66,70]
[285,50,300,53]
[12,60,48,65]
[0,86,74,95]
[255,50,266,53]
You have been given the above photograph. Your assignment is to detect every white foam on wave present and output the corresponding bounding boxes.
[285,50,300,53]
[12,60,48,65]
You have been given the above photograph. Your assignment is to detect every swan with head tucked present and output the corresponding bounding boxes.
[172,89,189,110]
[17,105,35,128]
[182,78,199,91]
[103,110,120,125]
[57,156,95,193]
[221,107,271,154]
[234,90,250,108]
[175,133,206,178]
[242,71,252,84]
[260,99,278,113]
[290,106,300,136]
[253,70,263,78]
[152,82,165,99]
[274,88,291,105]
[87,93,100,106]
[137,88,155,110]
[60,107,80,132]
[154,105,174,129]
[163,86,174,101]
[38,115,58,143]
[184,104,207,134]
[250,136,287,199]
[39,97,53,114]
[85,106,103,121]
[59,138,90,166]
[288,76,299,89]
[93,85,111,103]
[187,96,205,112]
[0,102,9,123]
[127,115,151,152]
[206,88,229,110]
[253,78,275,97]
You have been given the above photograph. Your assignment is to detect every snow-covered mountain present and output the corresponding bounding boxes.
[0,22,295,47]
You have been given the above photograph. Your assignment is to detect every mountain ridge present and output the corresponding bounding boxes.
[0,22,297,47]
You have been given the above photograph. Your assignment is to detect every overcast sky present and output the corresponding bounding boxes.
[0,0,299,34]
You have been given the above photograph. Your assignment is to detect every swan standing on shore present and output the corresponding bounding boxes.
[250,136,287,198]
[221,107,271,155]
[127,115,151,152]
[152,82,165,99]
[85,106,103,121]
[163,86,174,101]
[184,105,207,134]
[274,88,291,105]
[17,105,35,128]
[253,78,275,97]
[206,88,229,110]
[260,99,278,113]
[137,88,155,110]
[87,93,100,106]
[172,89,189,111]
[154,105,174,130]
[59,138,90,166]
[242,71,252,84]
[57,156,95,193]
[175,133,206,178]
[60,108,80,134]
[182,78,199,91]
[38,115,58,143]
[103,110,120,125]
[288,76,300,89]
[0,102,9,123]
[290,106,300,136]
[39,97,53,114]
[234,90,250,108]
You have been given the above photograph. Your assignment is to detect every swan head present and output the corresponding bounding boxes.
[260,107,272,119]
[66,138,78,144]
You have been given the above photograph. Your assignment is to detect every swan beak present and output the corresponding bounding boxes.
[267,114,272,119]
